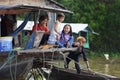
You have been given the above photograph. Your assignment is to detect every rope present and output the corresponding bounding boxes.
[0,49,20,80]
[58,51,110,79]
[36,68,44,80]
[46,48,55,80]
[42,50,45,68]
[0,51,15,70]
[58,51,86,70]
[14,54,18,80]
[0,59,9,70]
[9,51,16,80]
[9,55,14,80]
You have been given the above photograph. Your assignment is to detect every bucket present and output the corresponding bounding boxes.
[0,36,13,52]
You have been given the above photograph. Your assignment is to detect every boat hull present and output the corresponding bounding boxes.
[0,57,33,80]
[43,67,120,80]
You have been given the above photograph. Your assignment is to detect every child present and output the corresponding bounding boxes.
[64,36,90,74]
[32,15,49,33]
[32,15,50,45]
[47,13,65,44]
[54,13,65,36]
[55,24,74,48]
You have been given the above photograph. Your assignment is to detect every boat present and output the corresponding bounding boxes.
[0,47,77,80]
[42,66,120,80]
[0,59,33,80]
[0,0,72,79]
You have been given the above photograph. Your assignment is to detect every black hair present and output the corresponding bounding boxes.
[62,24,72,36]
[39,14,48,22]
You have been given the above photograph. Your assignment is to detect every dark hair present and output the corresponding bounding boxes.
[39,15,48,22]
[57,13,65,18]
[62,24,72,36]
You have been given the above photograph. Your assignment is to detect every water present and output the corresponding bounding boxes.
[53,57,120,78]
[89,57,120,78]
[1,56,119,80]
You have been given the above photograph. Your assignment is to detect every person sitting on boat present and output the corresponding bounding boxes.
[32,14,50,45]
[55,24,74,48]
[48,13,65,44]
[64,36,90,74]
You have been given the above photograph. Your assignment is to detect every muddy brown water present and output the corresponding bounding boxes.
[53,57,120,78]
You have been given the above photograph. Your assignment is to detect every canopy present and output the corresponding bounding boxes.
[0,0,73,14]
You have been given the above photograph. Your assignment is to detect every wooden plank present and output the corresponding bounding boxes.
[17,48,77,54]
[0,0,45,6]
[0,48,77,58]
[0,9,32,14]
[16,48,77,57]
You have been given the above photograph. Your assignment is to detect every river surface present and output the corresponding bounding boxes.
[27,57,120,80]
[53,57,120,78]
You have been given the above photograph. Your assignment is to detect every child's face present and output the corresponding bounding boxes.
[63,25,70,34]
[78,40,84,46]
[40,18,48,26]
[59,16,65,22]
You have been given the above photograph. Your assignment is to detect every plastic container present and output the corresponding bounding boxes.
[0,36,13,52]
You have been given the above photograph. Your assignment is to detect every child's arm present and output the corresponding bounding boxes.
[67,36,74,48]
[82,47,91,71]
[54,21,59,34]
[84,61,91,71]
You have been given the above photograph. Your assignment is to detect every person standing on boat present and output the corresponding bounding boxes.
[64,36,90,74]
[55,24,74,48]
[47,13,65,44]
[32,15,50,45]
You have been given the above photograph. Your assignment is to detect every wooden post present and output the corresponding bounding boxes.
[0,16,1,36]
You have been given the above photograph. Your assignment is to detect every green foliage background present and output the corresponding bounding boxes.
[55,0,120,52]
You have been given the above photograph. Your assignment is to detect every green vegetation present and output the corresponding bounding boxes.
[55,0,120,53]
[87,51,120,58]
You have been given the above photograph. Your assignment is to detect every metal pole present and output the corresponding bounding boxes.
[0,16,1,37]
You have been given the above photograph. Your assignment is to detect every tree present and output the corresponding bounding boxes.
[55,0,120,52]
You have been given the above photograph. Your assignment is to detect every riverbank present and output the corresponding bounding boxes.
[87,51,120,58]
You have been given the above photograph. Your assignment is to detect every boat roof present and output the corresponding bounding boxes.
[0,0,73,14]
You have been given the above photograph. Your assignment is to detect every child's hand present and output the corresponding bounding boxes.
[67,42,70,48]
[73,42,80,47]
[56,34,60,40]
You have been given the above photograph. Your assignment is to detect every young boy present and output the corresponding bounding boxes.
[64,36,90,74]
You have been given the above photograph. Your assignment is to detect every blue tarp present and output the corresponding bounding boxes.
[10,13,32,37]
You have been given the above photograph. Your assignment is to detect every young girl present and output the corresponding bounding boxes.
[47,13,65,44]
[32,15,50,45]
[55,24,74,48]
[32,15,50,34]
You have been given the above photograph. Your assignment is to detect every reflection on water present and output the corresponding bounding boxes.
[104,64,109,74]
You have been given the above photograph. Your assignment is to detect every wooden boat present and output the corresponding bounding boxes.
[0,51,34,80]
[0,59,33,80]
[0,0,72,79]
[0,48,77,80]
[43,66,120,80]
